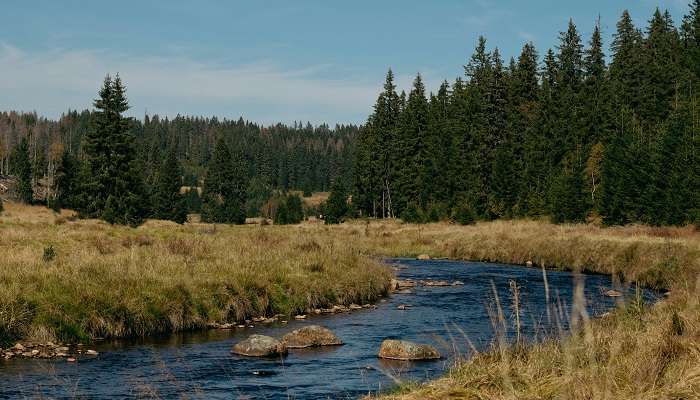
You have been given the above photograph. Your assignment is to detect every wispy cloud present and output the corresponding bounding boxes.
[0,44,386,124]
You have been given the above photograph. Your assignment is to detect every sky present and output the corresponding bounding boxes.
[0,0,691,125]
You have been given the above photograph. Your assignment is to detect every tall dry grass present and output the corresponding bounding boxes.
[0,203,391,344]
[358,220,700,399]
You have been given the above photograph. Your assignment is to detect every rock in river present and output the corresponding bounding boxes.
[377,339,440,360]
[232,335,287,357]
[281,325,344,349]
[416,254,431,260]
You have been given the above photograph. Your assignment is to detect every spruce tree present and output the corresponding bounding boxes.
[640,9,682,124]
[324,180,349,224]
[201,137,247,224]
[610,10,645,112]
[152,146,188,224]
[583,19,612,145]
[82,75,148,225]
[512,42,542,215]
[681,0,700,84]
[275,193,304,224]
[395,74,429,216]
[12,137,33,204]
[54,150,79,210]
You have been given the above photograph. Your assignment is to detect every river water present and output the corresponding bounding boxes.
[0,259,653,399]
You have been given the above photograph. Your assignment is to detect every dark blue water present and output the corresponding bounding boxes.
[0,260,651,399]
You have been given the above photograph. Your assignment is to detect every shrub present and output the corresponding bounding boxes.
[424,203,448,222]
[400,202,423,223]
[454,202,476,225]
[275,194,304,225]
[323,182,349,224]
[42,245,56,262]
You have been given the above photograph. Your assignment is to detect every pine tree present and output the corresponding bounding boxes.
[549,151,587,223]
[395,74,429,216]
[681,0,700,84]
[487,47,516,217]
[610,10,645,113]
[512,42,541,215]
[54,150,79,210]
[12,137,33,204]
[600,121,635,226]
[82,75,148,225]
[152,146,188,224]
[376,69,401,218]
[463,37,494,218]
[324,180,349,224]
[275,193,304,224]
[640,9,682,123]
[583,19,612,145]
[184,188,202,214]
[201,137,247,224]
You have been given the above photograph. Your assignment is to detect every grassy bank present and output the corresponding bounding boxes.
[355,222,700,399]
[0,203,391,344]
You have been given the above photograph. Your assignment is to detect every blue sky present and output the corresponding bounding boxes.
[0,0,690,125]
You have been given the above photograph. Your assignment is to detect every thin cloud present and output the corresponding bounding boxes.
[0,44,383,125]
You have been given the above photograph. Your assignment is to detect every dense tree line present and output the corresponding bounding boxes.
[0,75,355,224]
[0,107,356,212]
[354,4,700,226]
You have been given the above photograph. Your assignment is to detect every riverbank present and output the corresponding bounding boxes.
[0,203,392,345]
[365,223,700,399]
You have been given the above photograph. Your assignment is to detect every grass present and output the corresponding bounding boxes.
[360,221,700,399]
[0,202,391,344]
[2,203,699,398]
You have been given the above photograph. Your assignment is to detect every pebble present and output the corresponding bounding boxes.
[86,350,98,355]
[294,315,307,320]
[67,358,76,362]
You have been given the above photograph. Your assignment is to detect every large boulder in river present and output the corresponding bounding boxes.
[377,339,440,360]
[232,335,287,357]
[281,325,343,348]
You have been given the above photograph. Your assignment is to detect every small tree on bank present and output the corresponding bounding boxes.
[323,181,349,224]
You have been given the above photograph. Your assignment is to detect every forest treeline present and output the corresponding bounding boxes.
[0,104,355,216]
[355,5,700,226]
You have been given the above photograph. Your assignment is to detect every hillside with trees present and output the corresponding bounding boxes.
[0,100,356,222]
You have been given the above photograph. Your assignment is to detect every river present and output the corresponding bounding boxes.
[0,259,654,399]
